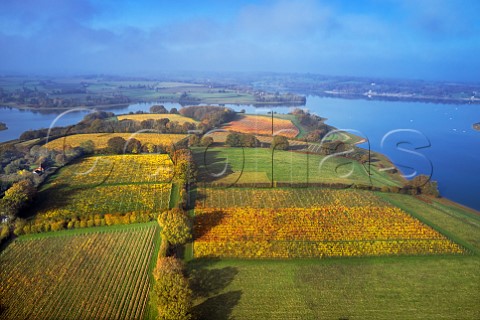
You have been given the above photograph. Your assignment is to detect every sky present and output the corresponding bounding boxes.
[0,0,479,82]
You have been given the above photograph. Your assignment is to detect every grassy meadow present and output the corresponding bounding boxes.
[188,256,479,320]
[193,147,401,187]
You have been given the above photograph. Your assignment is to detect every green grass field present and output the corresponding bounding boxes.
[0,223,159,320]
[193,147,401,187]
[188,256,479,320]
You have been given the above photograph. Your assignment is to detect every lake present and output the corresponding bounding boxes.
[1,98,479,210]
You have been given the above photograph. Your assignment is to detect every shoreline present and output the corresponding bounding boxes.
[0,99,306,112]
[2,93,479,112]
[313,92,480,105]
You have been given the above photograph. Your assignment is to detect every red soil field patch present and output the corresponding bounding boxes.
[222,115,299,138]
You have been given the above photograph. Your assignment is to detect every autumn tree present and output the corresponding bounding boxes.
[241,134,260,147]
[157,208,191,246]
[3,159,28,175]
[0,225,10,244]
[125,138,142,154]
[188,135,200,147]
[179,106,235,131]
[153,257,192,320]
[172,149,196,184]
[271,135,289,150]
[200,136,214,147]
[225,133,242,147]
[107,137,126,154]
[1,179,36,218]
[305,128,327,142]
[150,105,168,113]
[141,142,157,153]
[407,175,440,197]
[79,140,95,154]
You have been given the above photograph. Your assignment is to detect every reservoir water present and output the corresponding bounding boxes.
[1,98,479,210]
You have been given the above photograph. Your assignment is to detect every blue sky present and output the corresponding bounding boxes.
[0,0,479,82]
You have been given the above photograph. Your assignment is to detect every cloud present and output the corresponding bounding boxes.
[0,0,99,35]
[237,0,334,40]
[396,0,480,38]
[0,0,478,81]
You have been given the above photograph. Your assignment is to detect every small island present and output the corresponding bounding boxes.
[0,122,7,131]
[473,122,480,131]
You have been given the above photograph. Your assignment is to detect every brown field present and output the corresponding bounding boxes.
[222,115,299,138]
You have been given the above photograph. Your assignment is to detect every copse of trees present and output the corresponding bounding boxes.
[0,225,10,245]
[172,149,196,185]
[81,111,115,123]
[271,135,289,150]
[0,179,36,218]
[125,138,142,154]
[157,208,191,247]
[320,140,347,155]
[225,133,260,147]
[200,136,214,147]
[105,137,157,154]
[179,106,236,131]
[153,202,194,319]
[1,142,90,196]
[79,140,95,155]
[3,159,29,175]
[153,256,192,320]
[19,113,197,141]
[305,128,328,142]
[107,137,127,154]
[225,133,242,147]
[291,108,330,142]
[150,105,168,114]
[188,135,200,147]
[406,174,440,197]
[241,134,260,147]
